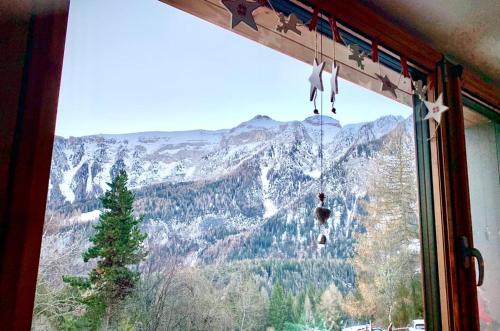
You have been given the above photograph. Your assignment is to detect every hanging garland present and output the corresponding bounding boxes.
[221,0,432,106]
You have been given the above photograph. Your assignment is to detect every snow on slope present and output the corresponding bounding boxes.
[48,114,404,205]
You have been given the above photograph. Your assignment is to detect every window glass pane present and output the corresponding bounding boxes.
[464,107,500,330]
[33,1,425,330]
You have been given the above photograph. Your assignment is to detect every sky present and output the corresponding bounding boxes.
[55,0,411,137]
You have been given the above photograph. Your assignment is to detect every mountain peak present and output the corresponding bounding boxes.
[233,115,281,131]
[251,115,273,121]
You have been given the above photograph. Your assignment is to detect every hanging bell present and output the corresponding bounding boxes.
[317,234,327,245]
[315,192,331,225]
[313,108,319,115]
[331,106,336,114]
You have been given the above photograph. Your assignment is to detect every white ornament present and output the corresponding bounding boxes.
[330,64,339,103]
[221,0,262,31]
[309,58,325,101]
[423,94,449,124]
[413,80,427,100]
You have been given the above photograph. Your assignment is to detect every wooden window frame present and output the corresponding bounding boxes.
[1,0,499,329]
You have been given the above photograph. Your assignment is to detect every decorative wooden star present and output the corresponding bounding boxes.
[221,0,262,31]
[348,44,366,70]
[375,74,398,98]
[309,58,325,101]
[423,94,449,124]
[330,64,339,103]
[412,80,427,100]
[276,13,302,35]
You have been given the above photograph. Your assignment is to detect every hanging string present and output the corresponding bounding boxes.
[263,0,285,21]
[314,24,318,59]
[320,28,324,194]
[328,16,347,46]
[329,18,337,66]
[312,23,319,110]
[428,122,441,141]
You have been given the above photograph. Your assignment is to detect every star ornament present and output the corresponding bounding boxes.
[276,13,302,35]
[375,74,398,98]
[348,44,366,70]
[221,0,262,31]
[423,94,449,124]
[330,64,339,103]
[309,58,325,101]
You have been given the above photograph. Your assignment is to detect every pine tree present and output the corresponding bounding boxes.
[63,170,147,329]
[268,282,288,331]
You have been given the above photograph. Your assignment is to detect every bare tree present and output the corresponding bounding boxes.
[225,273,268,331]
[345,126,420,325]
[32,214,90,328]
[320,284,343,331]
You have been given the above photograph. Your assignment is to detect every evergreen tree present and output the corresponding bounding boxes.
[268,282,288,331]
[63,170,147,330]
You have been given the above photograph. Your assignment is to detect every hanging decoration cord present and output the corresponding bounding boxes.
[428,119,441,141]
[332,21,336,66]
[313,26,318,111]
[328,17,344,45]
[320,28,324,194]
[264,0,283,20]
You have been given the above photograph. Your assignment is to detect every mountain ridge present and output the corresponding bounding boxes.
[45,113,413,269]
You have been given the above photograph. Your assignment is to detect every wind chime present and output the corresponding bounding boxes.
[308,21,331,246]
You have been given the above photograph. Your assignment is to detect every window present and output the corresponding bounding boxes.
[464,102,500,330]
[33,1,425,330]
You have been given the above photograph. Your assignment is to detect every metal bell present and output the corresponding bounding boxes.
[317,234,327,245]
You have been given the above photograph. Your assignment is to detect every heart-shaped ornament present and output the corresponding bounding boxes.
[315,206,331,225]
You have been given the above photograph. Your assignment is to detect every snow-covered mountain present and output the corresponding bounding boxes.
[46,114,413,266]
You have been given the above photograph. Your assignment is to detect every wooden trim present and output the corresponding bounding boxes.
[428,67,451,331]
[0,12,31,227]
[461,69,500,111]
[432,62,480,331]
[413,72,444,331]
[306,0,441,71]
[162,0,415,106]
[0,1,69,329]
